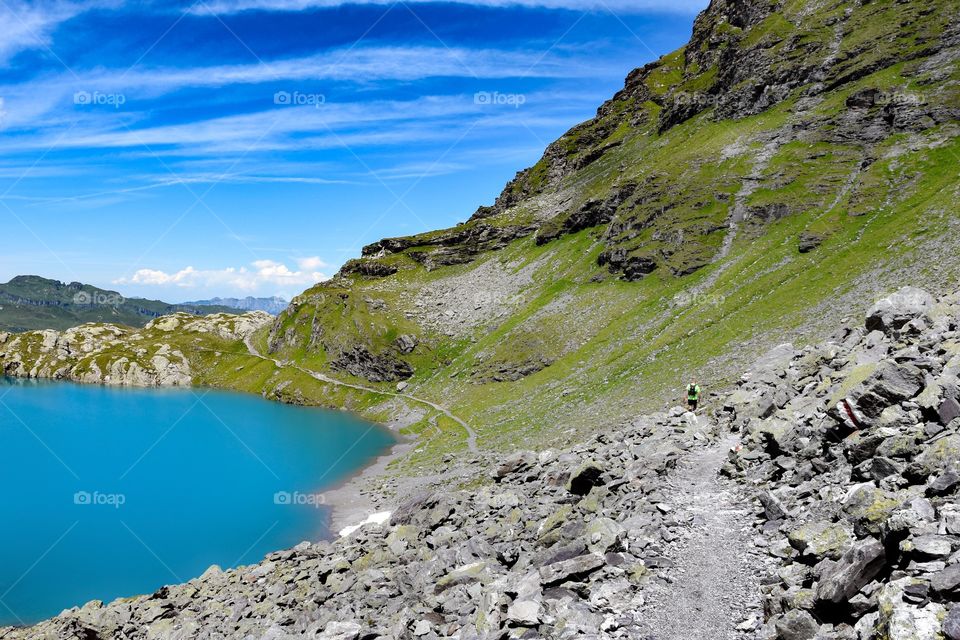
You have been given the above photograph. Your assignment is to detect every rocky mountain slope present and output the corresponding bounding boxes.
[720,286,960,639]
[0,276,239,332]
[3,286,957,640]
[253,0,960,462]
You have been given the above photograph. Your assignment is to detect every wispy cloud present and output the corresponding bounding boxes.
[4,90,599,155]
[114,257,330,291]
[188,0,707,16]
[0,0,114,65]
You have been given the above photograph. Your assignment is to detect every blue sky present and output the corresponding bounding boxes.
[0,0,705,301]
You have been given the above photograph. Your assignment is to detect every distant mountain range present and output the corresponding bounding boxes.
[0,276,243,333]
[182,296,288,315]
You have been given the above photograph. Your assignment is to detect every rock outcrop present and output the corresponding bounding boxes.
[0,312,272,387]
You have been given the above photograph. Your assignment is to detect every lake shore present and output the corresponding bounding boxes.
[321,437,417,536]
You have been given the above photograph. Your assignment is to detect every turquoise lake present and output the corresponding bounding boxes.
[0,377,394,626]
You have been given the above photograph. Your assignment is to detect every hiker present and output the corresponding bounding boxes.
[686,381,701,412]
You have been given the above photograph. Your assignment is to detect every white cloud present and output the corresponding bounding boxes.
[189,0,707,16]
[115,258,330,291]
[0,1,113,65]
[297,256,329,270]
[5,89,600,155]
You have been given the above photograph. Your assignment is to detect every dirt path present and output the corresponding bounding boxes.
[636,437,765,639]
[243,335,479,454]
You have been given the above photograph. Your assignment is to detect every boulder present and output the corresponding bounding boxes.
[866,287,934,335]
[774,609,820,640]
[320,621,361,640]
[906,535,953,558]
[492,451,538,481]
[539,555,604,586]
[848,361,924,420]
[787,522,853,561]
[882,601,946,640]
[930,564,960,595]
[816,538,886,604]
[842,484,901,536]
[584,518,627,555]
[566,461,605,496]
[759,490,791,521]
[435,562,493,593]
[928,470,960,496]
[939,396,960,426]
[506,600,541,627]
[395,334,418,354]
[944,606,960,640]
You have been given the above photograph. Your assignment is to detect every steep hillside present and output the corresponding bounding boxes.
[0,276,239,332]
[256,0,960,461]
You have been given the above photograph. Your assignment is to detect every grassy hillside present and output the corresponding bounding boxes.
[0,275,239,332]
[3,0,959,473]
[252,0,960,465]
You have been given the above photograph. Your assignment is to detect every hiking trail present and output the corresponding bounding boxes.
[244,335,479,454]
[636,435,766,639]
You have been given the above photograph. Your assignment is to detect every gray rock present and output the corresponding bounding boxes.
[910,535,953,558]
[944,606,960,640]
[566,461,605,496]
[320,621,361,640]
[931,564,960,595]
[395,334,418,354]
[539,555,604,586]
[492,451,537,480]
[866,287,934,335]
[940,397,960,426]
[816,538,887,604]
[774,609,819,640]
[928,471,960,496]
[758,490,790,521]
[506,600,540,626]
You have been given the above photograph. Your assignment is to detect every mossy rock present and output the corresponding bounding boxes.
[787,521,853,561]
[842,484,904,537]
